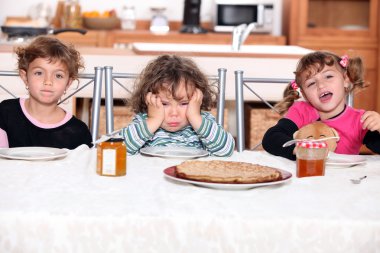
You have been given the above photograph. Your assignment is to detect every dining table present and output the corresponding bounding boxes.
[0,144,379,253]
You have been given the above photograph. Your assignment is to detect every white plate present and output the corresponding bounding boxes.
[326,153,366,168]
[0,147,68,161]
[163,166,292,190]
[140,146,209,159]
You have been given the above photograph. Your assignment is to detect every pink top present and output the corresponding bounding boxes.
[285,101,367,154]
[0,98,72,148]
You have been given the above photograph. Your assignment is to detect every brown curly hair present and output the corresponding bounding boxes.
[275,51,366,115]
[15,35,84,80]
[129,54,218,114]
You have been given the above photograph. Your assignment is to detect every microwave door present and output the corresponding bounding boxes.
[217,5,258,26]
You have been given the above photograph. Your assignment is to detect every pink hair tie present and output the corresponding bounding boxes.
[340,55,349,68]
[291,80,299,91]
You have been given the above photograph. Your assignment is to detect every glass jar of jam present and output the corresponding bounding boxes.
[97,138,127,177]
[296,140,328,178]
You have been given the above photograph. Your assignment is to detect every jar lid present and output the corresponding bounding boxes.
[106,138,124,142]
[296,140,327,149]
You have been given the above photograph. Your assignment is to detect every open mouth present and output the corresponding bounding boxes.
[319,91,332,102]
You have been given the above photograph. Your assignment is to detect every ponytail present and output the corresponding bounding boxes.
[274,81,301,115]
[345,56,367,92]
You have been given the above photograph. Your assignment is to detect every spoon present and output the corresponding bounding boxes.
[350,176,367,184]
[93,129,123,144]
[282,136,340,147]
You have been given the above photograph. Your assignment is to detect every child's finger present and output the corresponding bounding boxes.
[145,92,153,105]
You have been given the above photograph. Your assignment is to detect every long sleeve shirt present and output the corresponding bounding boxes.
[0,98,92,149]
[122,111,235,157]
[262,101,380,160]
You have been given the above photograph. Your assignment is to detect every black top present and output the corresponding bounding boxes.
[262,118,380,161]
[0,98,92,149]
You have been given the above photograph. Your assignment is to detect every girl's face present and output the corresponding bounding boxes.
[158,81,193,132]
[20,58,72,106]
[300,65,349,120]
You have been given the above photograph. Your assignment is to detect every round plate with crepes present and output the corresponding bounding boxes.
[163,160,292,190]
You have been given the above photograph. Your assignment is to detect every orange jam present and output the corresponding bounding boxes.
[296,140,328,178]
[97,138,127,176]
[297,158,325,177]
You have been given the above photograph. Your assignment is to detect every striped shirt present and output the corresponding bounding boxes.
[122,111,235,157]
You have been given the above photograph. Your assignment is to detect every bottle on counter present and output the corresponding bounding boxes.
[52,0,65,28]
[120,5,136,30]
[62,0,82,28]
[97,138,127,177]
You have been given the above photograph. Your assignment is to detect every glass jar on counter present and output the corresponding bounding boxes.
[62,0,82,28]
[97,138,127,177]
[120,5,136,30]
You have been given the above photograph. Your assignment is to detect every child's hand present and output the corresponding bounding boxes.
[361,111,380,133]
[145,92,164,133]
[186,88,203,130]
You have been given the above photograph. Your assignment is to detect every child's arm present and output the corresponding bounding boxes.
[0,129,9,148]
[362,111,380,154]
[262,118,299,160]
[196,112,235,157]
[122,114,153,155]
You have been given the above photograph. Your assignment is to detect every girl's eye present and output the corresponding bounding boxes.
[56,73,64,79]
[306,81,315,88]
[161,102,169,106]
[180,102,189,106]
[34,71,42,76]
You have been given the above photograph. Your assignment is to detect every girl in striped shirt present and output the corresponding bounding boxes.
[122,55,235,156]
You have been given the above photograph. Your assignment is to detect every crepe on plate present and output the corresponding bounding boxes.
[175,160,282,184]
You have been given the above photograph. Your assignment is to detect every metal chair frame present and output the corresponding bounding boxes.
[103,67,227,135]
[0,68,104,144]
[234,70,354,152]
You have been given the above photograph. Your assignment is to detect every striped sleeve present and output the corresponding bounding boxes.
[196,112,235,157]
[122,113,153,155]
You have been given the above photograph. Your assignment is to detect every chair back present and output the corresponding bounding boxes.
[102,67,227,135]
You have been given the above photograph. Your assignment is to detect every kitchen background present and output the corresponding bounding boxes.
[0,0,215,26]
[0,0,378,152]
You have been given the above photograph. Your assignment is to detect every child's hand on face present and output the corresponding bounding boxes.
[361,111,380,133]
[186,88,203,130]
[145,92,165,133]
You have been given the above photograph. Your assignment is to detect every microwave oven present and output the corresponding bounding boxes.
[213,0,282,36]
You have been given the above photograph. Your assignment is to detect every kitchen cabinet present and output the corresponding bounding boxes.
[284,0,379,112]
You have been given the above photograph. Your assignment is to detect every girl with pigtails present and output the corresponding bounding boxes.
[262,51,380,160]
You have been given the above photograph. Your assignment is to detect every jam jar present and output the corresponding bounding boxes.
[97,138,127,176]
[296,140,328,178]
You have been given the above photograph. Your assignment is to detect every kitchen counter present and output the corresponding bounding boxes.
[0,44,310,101]
[0,44,310,135]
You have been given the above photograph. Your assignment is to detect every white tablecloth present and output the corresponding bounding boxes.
[0,145,379,253]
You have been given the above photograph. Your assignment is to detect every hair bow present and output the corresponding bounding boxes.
[291,80,299,91]
[339,55,349,68]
